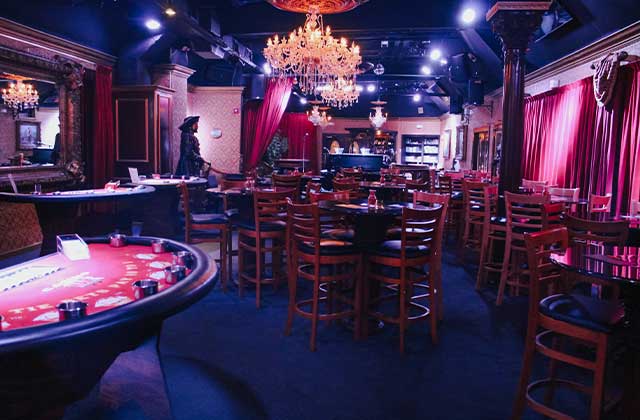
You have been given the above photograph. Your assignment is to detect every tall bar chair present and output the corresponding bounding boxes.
[237,188,293,308]
[521,179,548,193]
[341,167,364,182]
[497,192,550,306]
[438,175,463,239]
[413,191,449,320]
[333,177,360,197]
[285,200,362,351]
[403,179,430,202]
[272,172,302,202]
[475,185,506,290]
[588,193,612,215]
[462,180,494,250]
[365,206,444,353]
[178,182,230,290]
[512,227,624,420]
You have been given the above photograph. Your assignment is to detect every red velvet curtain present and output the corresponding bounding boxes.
[279,112,318,173]
[241,78,293,172]
[92,65,115,187]
[522,64,640,214]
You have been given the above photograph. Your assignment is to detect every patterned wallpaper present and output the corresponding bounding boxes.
[187,86,244,174]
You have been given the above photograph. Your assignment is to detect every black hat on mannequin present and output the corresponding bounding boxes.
[179,115,200,132]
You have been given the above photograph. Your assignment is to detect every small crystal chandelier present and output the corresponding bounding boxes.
[263,6,362,102]
[1,78,39,118]
[307,101,333,130]
[318,76,359,109]
[369,100,388,129]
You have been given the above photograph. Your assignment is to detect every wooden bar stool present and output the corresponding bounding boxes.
[512,227,624,420]
[413,191,449,320]
[272,172,302,201]
[285,200,362,351]
[341,167,364,182]
[403,179,430,202]
[475,185,505,290]
[178,182,230,290]
[438,175,462,238]
[462,180,494,250]
[521,179,548,193]
[237,189,293,308]
[365,206,444,353]
[587,193,612,215]
[497,192,550,306]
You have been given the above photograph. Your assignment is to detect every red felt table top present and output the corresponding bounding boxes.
[0,244,175,331]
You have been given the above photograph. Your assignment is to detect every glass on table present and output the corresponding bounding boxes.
[33,183,42,194]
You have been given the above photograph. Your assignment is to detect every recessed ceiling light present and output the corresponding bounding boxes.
[300,97,307,104]
[262,63,272,75]
[429,49,442,61]
[421,65,432,75]
[461,8,477,25]
[366,84,376,93]
[145,19,161,30]
[413,93,422,102]
[356,84,364,92]
[165,7,176,17]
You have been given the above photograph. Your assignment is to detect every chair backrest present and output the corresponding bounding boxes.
[504,192,550,235]
[588,193,612,214]
[437,175,453,196]
[309,190,350,204]
[565,214,629,246]
[547,187,580,202]
[333,178,359,192]
[631,200,640,216]
[390,174,407,184]
[413,191,449,238]
[462,180,492,217]
[253,189,294,232]
[220,178,246,190]
[524,227,569,317]
[305,181,322,201]
[542,203,565,230]
[522,179,548,193]
[287,200,321,256]
[272,173,302,200]
[400,206,444,261]
[403,179,429,201]
[341,167,363,181]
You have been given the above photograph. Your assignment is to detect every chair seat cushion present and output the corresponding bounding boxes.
[322,228,355,241]
[490,216,507,225]
[189,229,223,239]
[384,227,430,240]
[191,213,228,224]
[370,240,431,258]
[451,191,463,201]
[299,239,357,256]
[236,219,286,232]
[539,293,624,333]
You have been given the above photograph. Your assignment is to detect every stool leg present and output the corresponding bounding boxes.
[310,276,320,352]
[476,224,490,290]
[544,335,561,407]
[256,239,262,309]
[284,249,297,336]
[228,228,234,284]
[429,268,438,344]
[238,236,245,298]
[590,335,607,420]
[220,231,228,292]
[362,258,371,339]
[511,322,537,420]
[273,237,282,290]
[354,259,363,340]
[399,268,407,354]
[497,233,512,306]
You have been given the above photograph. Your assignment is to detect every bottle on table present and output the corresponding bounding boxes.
[367,189,377,208]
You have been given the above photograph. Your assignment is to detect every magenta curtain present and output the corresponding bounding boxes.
[241,78,293,172]
[521,64,640,214]
[280,112,319,173]
[92,65,115,187]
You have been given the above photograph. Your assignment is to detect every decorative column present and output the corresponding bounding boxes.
[487,2,551,194]
[152,64,196,172]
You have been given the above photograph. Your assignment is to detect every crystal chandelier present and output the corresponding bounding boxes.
[307,101,333,130]
[318,76,359,109]
[317,106,333,130]
[1,78,39,118]
[263,6,362,103]
[369,101,387,129]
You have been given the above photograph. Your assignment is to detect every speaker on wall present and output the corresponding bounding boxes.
[468,79,484,106]
[449,53,469,83]
[247,74,266,99]
[450,94,464,114]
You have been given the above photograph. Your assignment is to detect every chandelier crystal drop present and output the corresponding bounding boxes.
[2,79,39,118]
[263,6,362,106]
[369,101,388,129]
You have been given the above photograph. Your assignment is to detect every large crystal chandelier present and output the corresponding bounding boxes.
[263,6,362,105]
[1,78,39,118]
[369,100,388,129]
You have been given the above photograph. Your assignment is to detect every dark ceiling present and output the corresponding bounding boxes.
[1,0,639,117]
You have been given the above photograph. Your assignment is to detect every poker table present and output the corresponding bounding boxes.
[128,177,208,237]
[0,186,156,254]
[0,235,217,419]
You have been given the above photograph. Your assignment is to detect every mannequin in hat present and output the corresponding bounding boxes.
[176,115,206,177]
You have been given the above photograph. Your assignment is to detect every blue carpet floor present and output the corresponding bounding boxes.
[65,247,614,419]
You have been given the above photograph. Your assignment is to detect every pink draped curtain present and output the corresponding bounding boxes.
[521,64,640,214]
[92,65,115,187]
[241,78,293,172]
[279,112,319,173]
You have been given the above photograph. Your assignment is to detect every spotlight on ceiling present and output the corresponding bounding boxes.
[165,7,176,17]
[429,49,442,61]
[460,7,477,25]
[413,93,422,103]
[300,97,307,105]
[145,19,161,30]
[421,65,432,75]
[262,63,272,75]
[356,85,364,92]
[367,84,376,93]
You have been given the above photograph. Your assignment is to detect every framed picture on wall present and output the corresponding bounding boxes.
[16,121,41,150]
[455,125,467,160]
[442,129,451,159]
